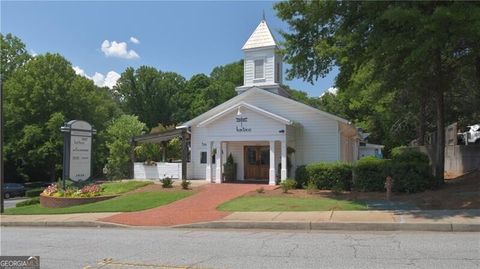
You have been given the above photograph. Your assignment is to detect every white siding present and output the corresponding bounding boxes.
[244,49,275,86]
[134,162,182,179]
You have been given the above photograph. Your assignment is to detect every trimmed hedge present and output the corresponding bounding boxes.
[295,162,353,191]
[296,150,435,193]
[353,155,436,193]
[26,188,44,198]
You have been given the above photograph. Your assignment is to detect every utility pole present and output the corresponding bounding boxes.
[1,76,4,213]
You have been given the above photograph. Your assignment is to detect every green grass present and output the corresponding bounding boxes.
[217,196,367,212]
[100,181,152,195]
[5,191,192,215]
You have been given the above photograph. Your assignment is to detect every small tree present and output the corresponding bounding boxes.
[105,115,146,179]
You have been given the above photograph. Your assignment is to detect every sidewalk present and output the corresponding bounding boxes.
[2,209,479,232]
[175,209,480,232]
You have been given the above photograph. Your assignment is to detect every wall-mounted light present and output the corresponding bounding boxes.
[279,129,285,133]
[237,107,242,116]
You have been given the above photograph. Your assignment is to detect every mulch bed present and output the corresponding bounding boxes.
[242,170,480,210]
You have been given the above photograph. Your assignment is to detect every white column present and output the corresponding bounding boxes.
[215,141,222,184]
[269,140,276,185]
[281,140,287,181]
[206,141,212,183]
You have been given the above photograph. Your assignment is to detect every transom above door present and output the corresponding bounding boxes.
[244,146,269,181]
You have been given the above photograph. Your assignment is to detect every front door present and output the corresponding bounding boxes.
[244,146,270,181]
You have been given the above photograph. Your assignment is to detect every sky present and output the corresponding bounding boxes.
[1,1,339,97]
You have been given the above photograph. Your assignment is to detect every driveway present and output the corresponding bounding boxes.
[100,183,274,226]
[4,197,28,209]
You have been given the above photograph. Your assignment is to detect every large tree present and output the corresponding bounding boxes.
[275,1,480,181]
[1,33,31,82]
[4,53,122,182]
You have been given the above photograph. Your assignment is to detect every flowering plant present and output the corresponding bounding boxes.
[42,184,58,196]
[79,184,102,197]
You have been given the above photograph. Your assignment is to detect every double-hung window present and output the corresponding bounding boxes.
[254,59,264,79]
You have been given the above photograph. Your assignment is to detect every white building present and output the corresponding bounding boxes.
[174,19,360,185]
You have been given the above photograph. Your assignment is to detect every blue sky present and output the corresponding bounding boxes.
[1,1,338,97]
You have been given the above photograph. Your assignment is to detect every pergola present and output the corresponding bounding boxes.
[130,128,189,180]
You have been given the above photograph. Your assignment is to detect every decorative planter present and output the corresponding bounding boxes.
[223,163,237,182]
[39,193,118,208]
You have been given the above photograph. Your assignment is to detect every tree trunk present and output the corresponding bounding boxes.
[434,89,445,183]
[417,92,427,146]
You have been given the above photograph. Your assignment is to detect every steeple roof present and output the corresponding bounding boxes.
[242,20,278,50]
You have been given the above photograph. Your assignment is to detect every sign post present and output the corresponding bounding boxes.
[60,120,96,189]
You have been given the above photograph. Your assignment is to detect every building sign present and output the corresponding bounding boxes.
[235,116,252,132]
[61,120,96,182]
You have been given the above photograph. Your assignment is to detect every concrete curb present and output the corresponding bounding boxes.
[0,221,128,228]
[174,221,480,232]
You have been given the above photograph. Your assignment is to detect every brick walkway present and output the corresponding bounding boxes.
[100,183,273,226]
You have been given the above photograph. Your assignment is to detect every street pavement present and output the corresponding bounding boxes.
[3,198,28,209]
[1,227,479,269]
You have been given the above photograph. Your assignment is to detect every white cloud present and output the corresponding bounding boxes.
[101,40,139,59]
[320,87,338,97]
[129,36,140,44]
[73,66,120,89]
[30,49,38,57]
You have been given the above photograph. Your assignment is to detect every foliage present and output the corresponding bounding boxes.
[41,183,102,198]
[223,153,236,181]
[42,184,58,196]
[181,179,191,190]
[391,146,430,164]
[305,180,318,195]
[275,1,480,180]
[353,156,436,193]
[352,157,389,192]
[0,33,31,82]
[134,143,162,163]
[6,191,192,215]
[161,177,174,188]
[218,196,367,212]
[26,188,44,198]
[4,53,121,182]
[16,197,40,207]
[105,115,146,179]
[280,179,296,193]
[296,162,353,191]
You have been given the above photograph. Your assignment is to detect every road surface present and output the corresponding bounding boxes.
[1,227,479,268]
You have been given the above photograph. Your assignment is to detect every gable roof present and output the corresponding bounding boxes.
[242,20,278,50]
[177,87,351,129]
[197,102,293,127]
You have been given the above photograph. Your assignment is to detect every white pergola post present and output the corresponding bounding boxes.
[281,140,287,181]
[206,141,212,183]
[215,141,222,183]
[269,140,276,185]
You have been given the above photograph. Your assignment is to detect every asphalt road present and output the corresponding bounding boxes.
[1,227,479,269]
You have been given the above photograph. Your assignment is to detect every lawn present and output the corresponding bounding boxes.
[217,196,367,212]
[5,191,192,215]
[100,180,152,195]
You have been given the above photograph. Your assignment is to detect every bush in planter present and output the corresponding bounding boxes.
[223,154,237,181]
[295,162,353,191]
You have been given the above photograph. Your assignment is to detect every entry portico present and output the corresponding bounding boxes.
[199,102,293,185]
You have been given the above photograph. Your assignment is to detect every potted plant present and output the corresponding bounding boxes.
[223,153,237,182]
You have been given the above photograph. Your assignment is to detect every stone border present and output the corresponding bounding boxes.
[39,194,118,208]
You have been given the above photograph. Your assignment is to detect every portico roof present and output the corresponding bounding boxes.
[197,102,293,127]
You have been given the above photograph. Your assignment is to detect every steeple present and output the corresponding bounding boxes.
[242,19,278,51]
[236,19,288,97]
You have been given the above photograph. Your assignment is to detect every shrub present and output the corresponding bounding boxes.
[256,187,265,194]
[391,146,430,164]
[16,197,40,207]
[26,188,44,197]
[181,179,191,190]
[331,182,344,195]
[305,180,318,194]
[296,162,353,191]
[280,179,296,193]
[161,177,174,188]
[353,156,436,193]
[352,157,389,192]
